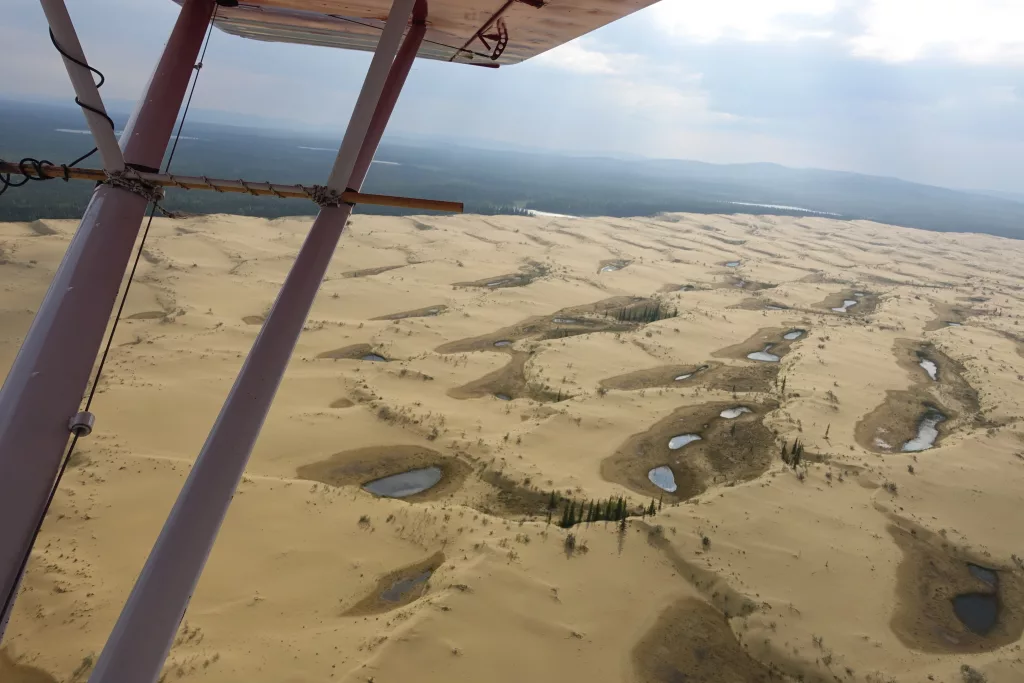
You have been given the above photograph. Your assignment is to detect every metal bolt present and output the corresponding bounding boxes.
[68,411,95,437]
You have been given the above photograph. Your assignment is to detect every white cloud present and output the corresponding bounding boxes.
[648,0,1024,64]
[850,0,1024,64]
[532,40,639,74]
[649,0,837,43]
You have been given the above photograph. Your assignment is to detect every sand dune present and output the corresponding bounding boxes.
[2,212,1024,682]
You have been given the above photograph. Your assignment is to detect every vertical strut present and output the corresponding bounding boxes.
[85,3,425,682]
[0,0,216,640]
[38,0,125,171]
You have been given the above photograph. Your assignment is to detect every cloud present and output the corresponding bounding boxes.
[648,0,1024,65]
[531,40,639,74]
[649,0,838,43]
[850,0,1024,64]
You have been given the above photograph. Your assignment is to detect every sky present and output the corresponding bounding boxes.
[3,0,1024,193]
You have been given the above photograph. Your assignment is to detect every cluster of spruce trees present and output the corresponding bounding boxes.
[547,491,662,529]
[780,438,805,466]
[611,301,677,324]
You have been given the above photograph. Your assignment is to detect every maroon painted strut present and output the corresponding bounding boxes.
[87,2,425,681]
[0,0,216,639]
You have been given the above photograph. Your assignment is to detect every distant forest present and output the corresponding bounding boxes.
[4,100,1024,239]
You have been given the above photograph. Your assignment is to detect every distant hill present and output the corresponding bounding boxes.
[3,99,1024,238]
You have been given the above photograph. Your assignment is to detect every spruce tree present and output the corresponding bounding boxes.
[648,500,657,516]
[548,490,558,510]
[586,501,595,523]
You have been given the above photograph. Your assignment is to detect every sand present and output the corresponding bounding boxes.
[2,212,1024,683]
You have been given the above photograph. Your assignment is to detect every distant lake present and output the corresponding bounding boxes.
[729,201,839,217]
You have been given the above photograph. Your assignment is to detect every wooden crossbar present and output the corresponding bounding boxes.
[0,161,463,213]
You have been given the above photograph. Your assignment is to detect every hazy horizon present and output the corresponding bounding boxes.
[4,0,1024,194]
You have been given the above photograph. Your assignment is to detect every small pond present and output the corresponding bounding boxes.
[381,569,433,602]
[494,393,512,401]
[953,593,998,635]
[901,408,946,452]
[361,353,387,362]
[648,466,678,492]
[363,466,443,498]
[668,433,702,450]
[968,564,998,587]
[494,340,513,347]
[783,329,805,340]
[919,358,938,381]
[766,304,787,310]
[747,344,780,362]
[946,321,962,327]
[832,299,858,313]
[725,261,741,267]
[553,318,578,324]
[720,406,752,419]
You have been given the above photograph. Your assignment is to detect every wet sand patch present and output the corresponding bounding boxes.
[857,341,980,453]
[712,326,807,363]
[599,361,780,394]
[601,401,777,501]
[0,651,57,683]
[372,304,447,321]
[598,258,630,273]
[924,301,980,331]
[317,343,387,361]
[448,352,567,402]
[855,390,951,453]
[340,264,406,278]
[453,261,548,289]
[889,524,1024,653]
[434,296,654,354]
[816,289,878,316]
[731,297,789,311]
[242,315,264,325]
[330,397,355,408]
[600,363,713,391]
[474,468,553,518]
[721,277,776,292]
[893,339,980,414]
[297,445,470,502]
[127,310,168,321]
[632,598,783,683]
[343,551,445,616]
